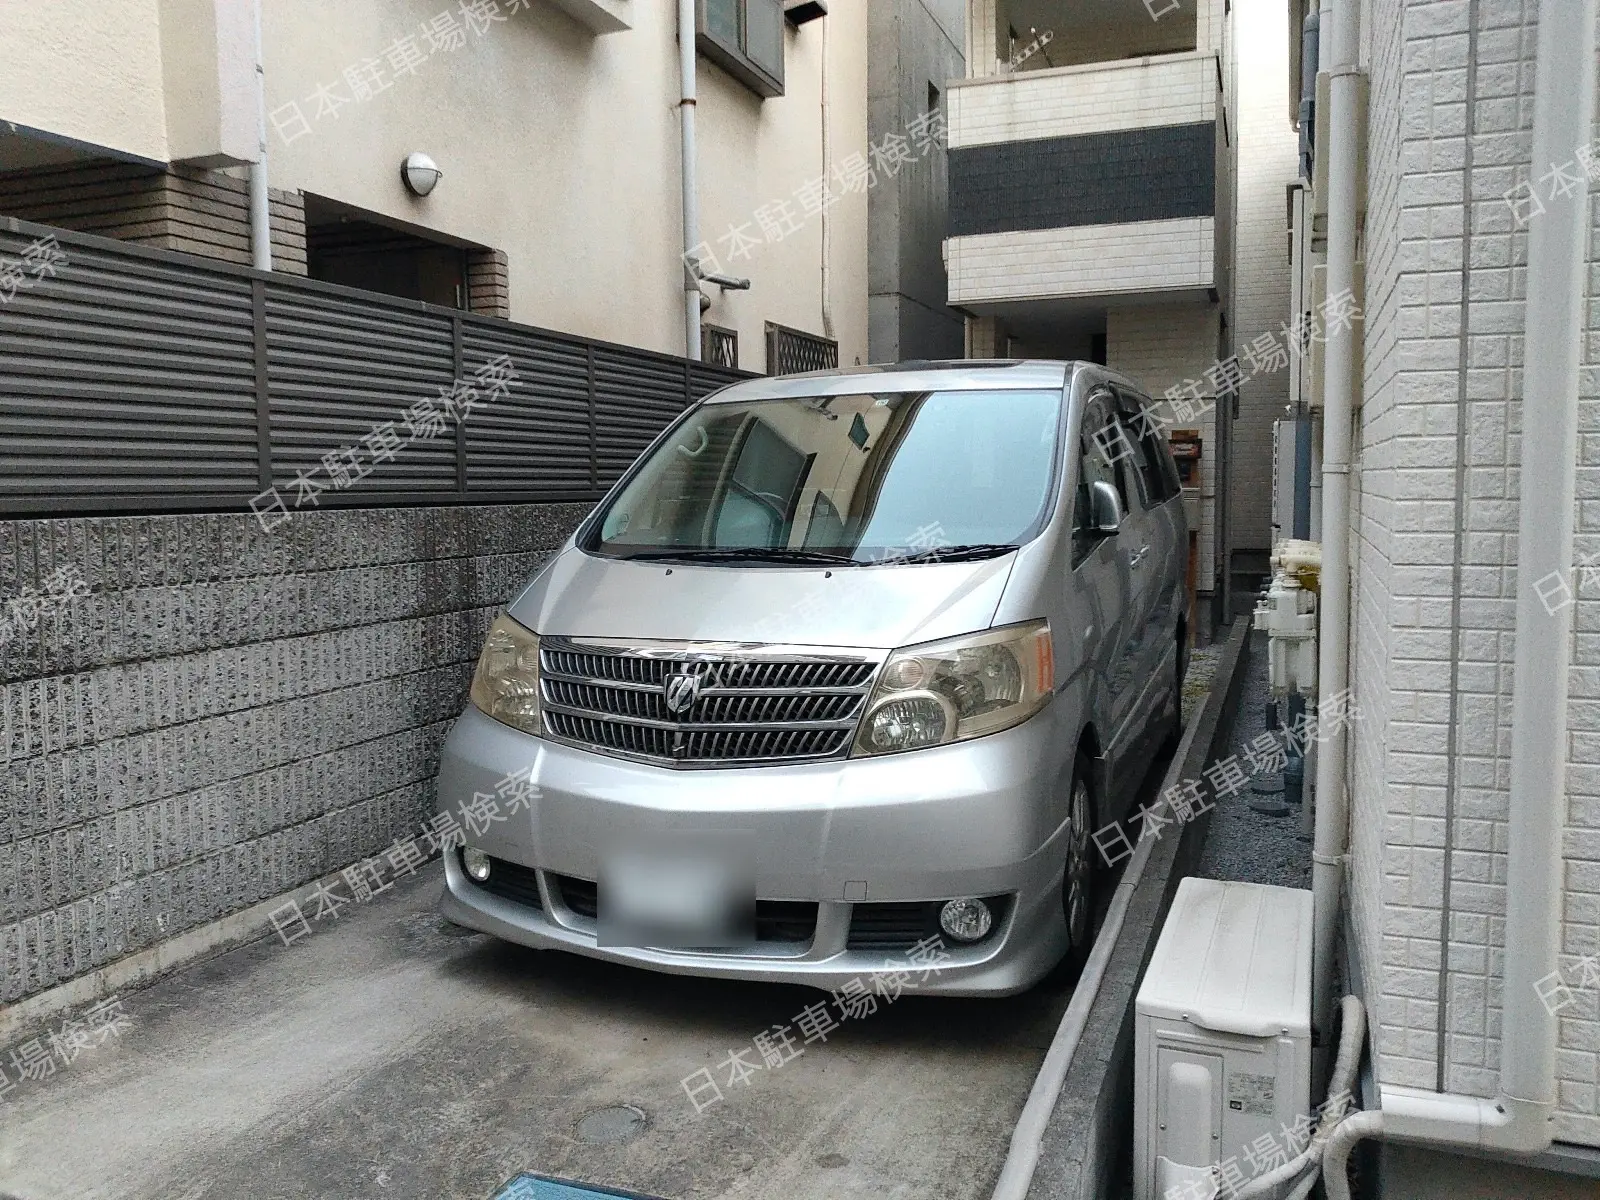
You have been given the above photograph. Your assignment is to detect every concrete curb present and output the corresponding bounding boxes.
[1022,616,1254,1200]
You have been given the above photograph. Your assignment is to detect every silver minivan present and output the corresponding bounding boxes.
[436,360,1187,996]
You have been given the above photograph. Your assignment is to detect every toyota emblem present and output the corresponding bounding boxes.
[664,670,703,716]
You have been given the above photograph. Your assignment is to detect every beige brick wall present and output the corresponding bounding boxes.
[1108,303,1224,592]
[466,248,509,320]
[947,217,1216,305]
[0,160,307,275]
[947,51,1217,149]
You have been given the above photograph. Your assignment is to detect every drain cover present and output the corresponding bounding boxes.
[494,1173,664,1200]
[574,1104,647,1145]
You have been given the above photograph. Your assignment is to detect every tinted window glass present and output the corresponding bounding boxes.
[1115,397,1167,507]
[1138,413,1182,503]
[1074,398,1133,564]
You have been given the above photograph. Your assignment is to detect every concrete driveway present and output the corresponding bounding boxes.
[0,872,1083,1200]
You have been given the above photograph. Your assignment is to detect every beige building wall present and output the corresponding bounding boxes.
[261,0,867,370]
[0,0,867,370]
[1228,0,1299,554]
[0,0,170,162]
[1108,304,1224,594]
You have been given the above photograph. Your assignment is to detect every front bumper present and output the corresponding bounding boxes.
[435,703,1076,996]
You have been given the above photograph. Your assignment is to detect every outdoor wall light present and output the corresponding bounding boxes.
[401,152,443,197]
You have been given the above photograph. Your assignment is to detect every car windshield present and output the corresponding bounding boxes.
[584,388,1063,563]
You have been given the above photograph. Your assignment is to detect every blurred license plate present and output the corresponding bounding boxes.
[597,833,754,948]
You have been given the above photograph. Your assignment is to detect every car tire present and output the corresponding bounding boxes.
[1060,753,1099,971]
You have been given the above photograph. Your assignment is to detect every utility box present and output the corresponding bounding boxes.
[1169,430,1203,530]
[1134,879,1313,1200]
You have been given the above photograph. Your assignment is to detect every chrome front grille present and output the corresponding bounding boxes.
[539,638,878,766]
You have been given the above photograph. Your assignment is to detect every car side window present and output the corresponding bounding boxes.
[1115,393,1170,508]
[1073,397,1131,566]
[1122,392,1182,503]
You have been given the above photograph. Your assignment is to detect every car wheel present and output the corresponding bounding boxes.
[1062,758,1097,961]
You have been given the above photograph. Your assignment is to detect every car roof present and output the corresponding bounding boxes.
[701,359,1079,403]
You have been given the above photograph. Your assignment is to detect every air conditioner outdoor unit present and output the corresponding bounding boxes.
[1134,879,1313,1200]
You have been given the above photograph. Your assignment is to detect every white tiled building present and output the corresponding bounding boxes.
[1294,0,1600,1192]
[1229,0,1302,568]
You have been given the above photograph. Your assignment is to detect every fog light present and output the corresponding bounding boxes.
[939,898,993,943]
[463,848,491,883]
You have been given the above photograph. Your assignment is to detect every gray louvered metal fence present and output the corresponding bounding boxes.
[0,216,750,516]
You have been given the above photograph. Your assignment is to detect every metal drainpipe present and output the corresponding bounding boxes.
[1307,0,1360,1050]
[249,0,271,272]
[1317,0,1598,1187]
[678,0,702,360]
[819,12,834,344]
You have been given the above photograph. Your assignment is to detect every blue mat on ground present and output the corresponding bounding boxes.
[494,1172,667,1200]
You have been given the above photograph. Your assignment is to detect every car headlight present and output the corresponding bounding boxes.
[853,619,1054,757]
[469,613,543,735]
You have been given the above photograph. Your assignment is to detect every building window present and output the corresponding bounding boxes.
[703,324,739,368]
[766,321,838,376]
[699,0,786,98]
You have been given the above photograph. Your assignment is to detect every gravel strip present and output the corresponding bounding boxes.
[1196,629,1312,889]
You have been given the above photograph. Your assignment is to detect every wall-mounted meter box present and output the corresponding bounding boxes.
[1168,430,1204,530]
[1168,429,1202,487]
[1134,879,1313,1200]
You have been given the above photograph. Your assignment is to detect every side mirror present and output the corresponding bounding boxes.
[1090,480,1124,535]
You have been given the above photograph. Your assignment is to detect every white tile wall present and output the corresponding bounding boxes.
[948,51,1218,149]
[1346,0,1600,1149]
[947,217,1216,305]
[1229,0,1301,553]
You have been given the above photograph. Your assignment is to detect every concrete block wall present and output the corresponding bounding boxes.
[0,502,587,1006]
[1227,0,1300,556]
[1346,0,1600,1150]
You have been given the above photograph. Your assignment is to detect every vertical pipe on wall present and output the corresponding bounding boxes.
[1307,0,1359,1048]
[819,13,834,343]
[1494,0,1596,1126]
[249,0,272,272]
[679,0,702,360]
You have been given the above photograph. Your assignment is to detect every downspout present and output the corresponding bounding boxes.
[1319,0,1598,1190]
[819,12,834,343]
[678,0,702,360]
[249,0,271,271]
[1307,0,1359,1050]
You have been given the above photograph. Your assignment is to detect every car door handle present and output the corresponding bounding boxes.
[1129,545,1150,568]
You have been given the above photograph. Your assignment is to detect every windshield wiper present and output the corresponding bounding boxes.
[883,543,1019,564]
[620,547,863,565]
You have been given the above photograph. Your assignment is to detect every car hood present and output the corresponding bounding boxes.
[506,547,1018,650]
